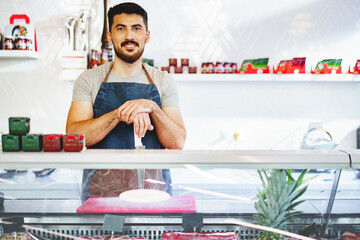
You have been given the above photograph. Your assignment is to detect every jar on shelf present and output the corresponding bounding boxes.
[25,38,33,50]
[231,62,238,73]
[175,66,183,74]
[224,62,232,73]
[189,66,197,74]
[181,58,189,67]
[4,36,14,50]
[215,62,225,74]
[206,62,214,74]
[169,58,177,67]
[15,36,26,50]
[161,66,169,73]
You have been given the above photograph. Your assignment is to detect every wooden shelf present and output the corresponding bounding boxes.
[0,50,39,59]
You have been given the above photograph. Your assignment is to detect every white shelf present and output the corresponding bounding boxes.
[172,73,360,82]
[0,50,39,59]
[0,149,351,169]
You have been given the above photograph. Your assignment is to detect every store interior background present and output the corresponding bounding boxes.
[0,0,359,150]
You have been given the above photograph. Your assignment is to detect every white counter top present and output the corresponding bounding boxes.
[339,149,360,168]
[0,149,351,169]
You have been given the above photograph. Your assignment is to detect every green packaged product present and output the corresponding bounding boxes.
[22,134,42,152]
[142,58,154,67]
[239,58,269,72]
[314,59,342,72]
[9,117,30,135]
[2,134,21,152]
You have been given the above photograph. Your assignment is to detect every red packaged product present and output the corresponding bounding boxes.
[349,60,360,74]
[161,232,239,240]
[63,134,84,152]
[43,134,63,152]
[175,66,183,74]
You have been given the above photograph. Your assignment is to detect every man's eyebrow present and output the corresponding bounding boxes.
[114,24,143,28]
[131,24,143,28]
[115,24,127,28]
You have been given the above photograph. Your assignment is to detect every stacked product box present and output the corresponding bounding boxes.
[1,117,84,152]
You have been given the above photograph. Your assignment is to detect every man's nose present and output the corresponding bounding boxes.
[125,29,135,39]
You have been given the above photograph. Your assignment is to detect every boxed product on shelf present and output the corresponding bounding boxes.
[348,60,360,74]
[311,59,342,74]
[22,134,42,152]
[63,134,85,152]
[9,117,30,135]
[4,14,37,51]
[273,57,306,74]
[43,134,63,152]
[2,134,21,152]
[239,58,270,74]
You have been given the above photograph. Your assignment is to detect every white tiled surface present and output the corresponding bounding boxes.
[0,0,360,150]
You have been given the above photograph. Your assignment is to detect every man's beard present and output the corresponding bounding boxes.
[114,40,144,64]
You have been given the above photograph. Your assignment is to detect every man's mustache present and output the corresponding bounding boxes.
[121,41,139,47]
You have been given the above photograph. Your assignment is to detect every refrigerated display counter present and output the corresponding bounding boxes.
[0,149,359,239]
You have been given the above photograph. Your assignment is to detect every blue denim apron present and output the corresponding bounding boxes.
[81,63,172,202]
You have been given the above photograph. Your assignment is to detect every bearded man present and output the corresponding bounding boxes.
[66,2,186,201]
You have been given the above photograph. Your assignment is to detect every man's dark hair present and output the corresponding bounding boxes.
[108,2,148,31]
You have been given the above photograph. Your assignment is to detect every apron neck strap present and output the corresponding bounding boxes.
[103,62,113,83]
[142,63,154,84]
[103,62,154,84]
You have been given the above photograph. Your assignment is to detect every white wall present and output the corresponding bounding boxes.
[0,0,359,150]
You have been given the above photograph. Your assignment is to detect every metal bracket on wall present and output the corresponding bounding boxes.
[182,213,203,232]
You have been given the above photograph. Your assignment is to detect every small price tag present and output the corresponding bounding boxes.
[102,214,125,233]
[182,213,203,232]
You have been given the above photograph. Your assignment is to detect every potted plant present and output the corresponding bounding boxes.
[253,169,314,240]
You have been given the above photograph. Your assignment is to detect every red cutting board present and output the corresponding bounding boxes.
[77,196,196,213]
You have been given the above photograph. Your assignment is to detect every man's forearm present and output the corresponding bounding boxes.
[66,110,120,146]
[151,106,186,149]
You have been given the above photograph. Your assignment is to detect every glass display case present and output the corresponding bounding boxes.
[0,149,359,239]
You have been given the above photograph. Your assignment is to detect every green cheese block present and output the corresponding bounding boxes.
[9,117,30,135]
[2,135,21,152]
[22,135,42,152]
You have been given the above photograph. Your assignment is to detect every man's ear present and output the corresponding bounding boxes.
[145,30,150,44]
[106,31,113,45]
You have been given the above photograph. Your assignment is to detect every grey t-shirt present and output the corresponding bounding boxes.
[72,62,179,108]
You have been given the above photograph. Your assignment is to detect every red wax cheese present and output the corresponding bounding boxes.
[43,134,63,152]
[63,134,85,152]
